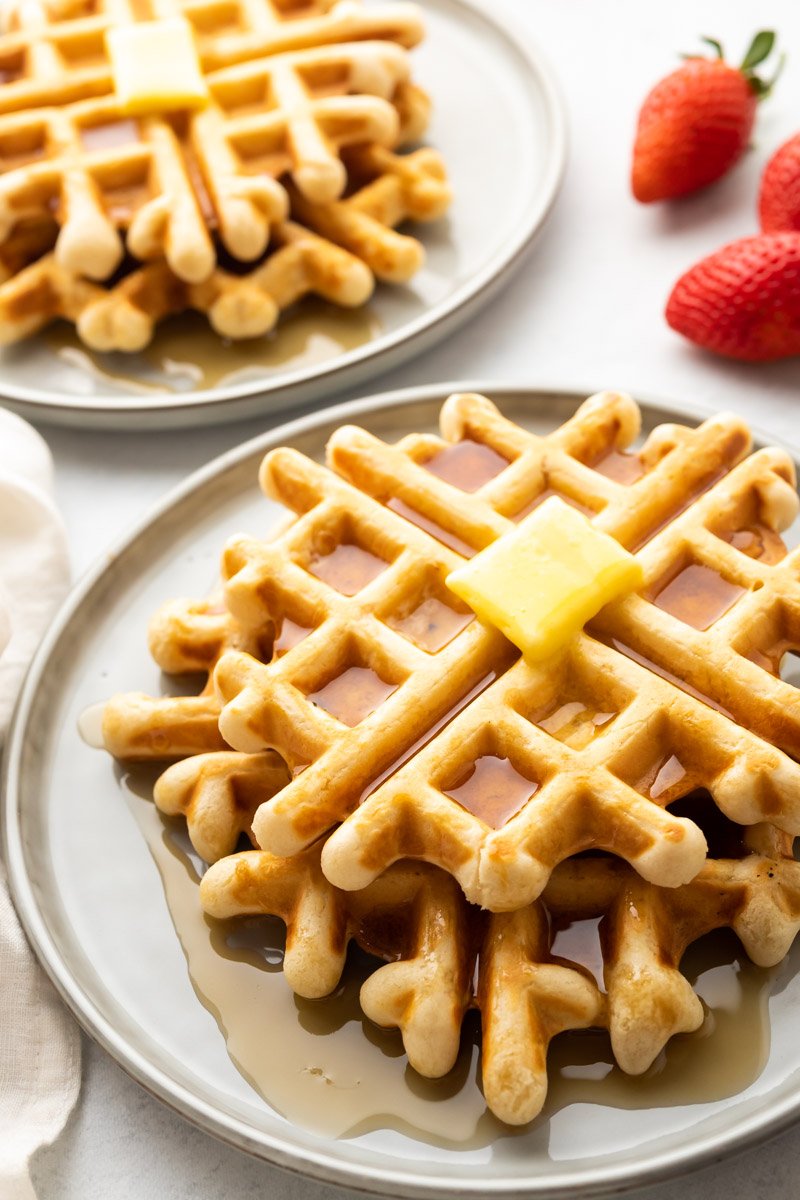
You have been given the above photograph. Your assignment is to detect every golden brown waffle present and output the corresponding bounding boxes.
[200,816,800,1125]
[103,593,289,861]
[0,0,424,115]
[0,39,418,281]
[0,140,449,347]
[203,392,800,907]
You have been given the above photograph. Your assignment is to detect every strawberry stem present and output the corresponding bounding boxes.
[680,30,782,100]
[700,36,724,59]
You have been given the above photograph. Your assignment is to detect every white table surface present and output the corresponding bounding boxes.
[23,0,800,1194]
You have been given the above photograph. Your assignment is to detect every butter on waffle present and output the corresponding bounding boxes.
[0,0,424,115]
[205,392,800,907]
[103,593,289,861]
[200,816,800,1125]
[0,39,417,281]
[0,139,449,347]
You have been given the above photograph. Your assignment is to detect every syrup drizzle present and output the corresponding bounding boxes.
[273,617,312,657]
[422,440,509,492]
[593,449,645,486]
[512,488,595,523]
[538,702,616,751]
[726,524,787,566]
[443,754,538,828]
[307,542,387,596]
[308,666,398,728]
[652,563,745,632]
[386,498,476,558]
[386,595,474,654]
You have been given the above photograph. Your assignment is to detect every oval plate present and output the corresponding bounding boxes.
[0,1,566,430]
[7,384,800,1198]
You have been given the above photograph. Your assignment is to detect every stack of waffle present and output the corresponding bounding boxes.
[103,390,800,1124]
[0,0,450,350]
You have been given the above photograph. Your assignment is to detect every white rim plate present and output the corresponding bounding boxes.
[0,1,566,429]
[6,382,800,1197]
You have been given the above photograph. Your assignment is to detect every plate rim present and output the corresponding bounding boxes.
[0,0,568,426]
[6,380,800,1198]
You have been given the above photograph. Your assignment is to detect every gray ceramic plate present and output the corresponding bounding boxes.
[6,384,800,1198]
[0,1,566,430]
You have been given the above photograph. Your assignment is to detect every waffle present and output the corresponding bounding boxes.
[103,592,289,861]
[201,392,800,908]
[0,39,419,281]
[0,139,449,347]
[0,0,424,115]
[100,390,800,1125]
[200,815,800,1125]
[0,0,448,348]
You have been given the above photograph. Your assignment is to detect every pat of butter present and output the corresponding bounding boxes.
[106,17,208,115]
[446,496,643,662]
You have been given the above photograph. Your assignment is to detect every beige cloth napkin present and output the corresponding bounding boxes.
[0,410,80,1199]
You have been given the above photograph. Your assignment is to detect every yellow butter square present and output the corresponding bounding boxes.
[106,17,208,115]
[446,495,644,662]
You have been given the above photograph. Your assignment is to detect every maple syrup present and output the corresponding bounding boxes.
[307,541,387,596]
[636,753,687,802]
[0,60,21,86]
[545,929,771,1112]
[422,439,509,492]
[512,487,595,523]
[356,669,503,805]
[550,916,604,986]
[80,120,141,152]
[443,754,538,829]
[78,701,107,749]
[42,301,380,394]
[592,449,645,486]
[386,594,474,654]
[652,563,745,631]
[273,616,313,657]
[307,665,398,728]
[537,701,616,751]
[122,771,491,1143]
[103,182,151,225]
[726,524,787,566]
[101,763,776,1141]
[385,498,476,558]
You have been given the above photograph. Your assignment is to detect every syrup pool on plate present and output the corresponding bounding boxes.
[93,752,775,1146]
[41,301,381,394]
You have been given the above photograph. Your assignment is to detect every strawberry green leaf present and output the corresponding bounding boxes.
[741,30,776,71]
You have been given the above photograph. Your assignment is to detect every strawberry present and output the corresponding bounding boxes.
[759,133,800,232]
[665,233,800,361]
[632,31,782,203]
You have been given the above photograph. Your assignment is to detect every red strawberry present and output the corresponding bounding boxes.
[666,233,800,361]
[759,133,800,232]
[632,31,782,203]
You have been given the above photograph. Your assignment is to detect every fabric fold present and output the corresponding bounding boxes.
[0,409,80,1199]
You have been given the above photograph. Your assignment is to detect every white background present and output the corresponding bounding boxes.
[28,0,800,1195]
